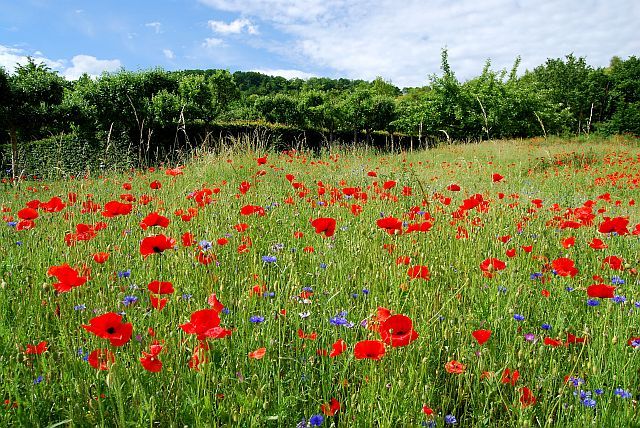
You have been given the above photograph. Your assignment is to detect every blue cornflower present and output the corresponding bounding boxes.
[635,302,640,309]
[612,295,627,304]
[595,389,604,395]
[16,241,22,246]
[444,414,457,425]
[530,272,543,280]
[351,293,359,298]
[262,255,277,263]
[614,388,632,399]
[74,304,86,311]
[117,270,131,279]
[587,299,600,307]
[302,287,314,292]
[541,323,552,330]
[566,286,574,292]
[122,296,138,306]
[568,376,585,387]
[362,288,370,295]
[222,307,230,315]
[581,398,596,408]
[630,338,640,348]
[513,314,525,321]
[249,315,265,323]
[611,276,625,285]
[199,240,212,251]
[498,286,508,294]
[33,376,44,385]
[309,414,324,426]
[7,221,17,227]
[182,293,192,301]
[263,291,275,298]
[319,263,327,269]
[330,316,352,327]
[296,419,307,428]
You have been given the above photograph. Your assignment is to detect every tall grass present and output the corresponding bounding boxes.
[0,136,639,427]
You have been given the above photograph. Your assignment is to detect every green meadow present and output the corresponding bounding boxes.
[1,136,639,427]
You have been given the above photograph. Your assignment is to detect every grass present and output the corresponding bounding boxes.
[0,135,639,427]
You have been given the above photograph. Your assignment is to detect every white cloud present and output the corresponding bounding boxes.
[163,49,175,60]
[202,37,225,48]
[199,0,640,87]
[208,18,258,35]
[63,55,121,80]
[252,68,317,80]
[0,44,65,72]
[145,21,162,34]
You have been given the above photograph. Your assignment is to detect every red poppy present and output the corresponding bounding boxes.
[294,328,316,340]
[587,283,615,298]
[379,314,418,347]
[82,312,133,347]
[101,201,132,218]
[150,180,162,189]
[519,387,537,407]
[47,263,88,293]
[588,237,607,249]
[150,295,168,310]
[240,205,265,216]
[248,347,266,360]
[551,257,578,277]
[447,184,461,191]
[492,173,504,182]
[25,341,48,355]
[147,280,174,294]
[351,204,363,216]
[321,398,341,416]
[407,265,430,280]
[140,212,170,230]
[239,181,251,195]
[207,293,225,312]
[234,223,249,232]
[505,248,516,258]
[329,339,347,357]
[165,167,183,176]
[179,308,226,340]
[257,156,267,165]
[17,207,38,220]
[472,329,491,345]
[139,234,176,258]
[544,337,563,347]
[383,180,396,190]
[445,360,466,374]
[602,256,624,270]
[92,252,110,264]
[598,217,629,235]
[88,349,115,370]
[376,216,403,235]
[39,196,66,212]
[311,217,336,237]
[566,333,586,345]
[140,342,163,372]
[479,258,506,278]
[354,340,385,360]
[422,405,434,416]
[181,232,195,247]
[561,237,575,249]
[501,368,519,386]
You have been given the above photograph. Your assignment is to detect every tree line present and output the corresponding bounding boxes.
[0,50,638,176]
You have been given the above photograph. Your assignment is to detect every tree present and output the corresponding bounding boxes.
[3,58,66,179]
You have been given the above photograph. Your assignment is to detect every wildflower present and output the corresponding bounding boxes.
[445,360,466,374]
[33,376,44,385]
[524,333,535,342]
[310,218,336,237]
[354,340,385,360]
[74,304,86,311]
[379,314,418,347]
[587,299,600,307]
[82,312,133,347]
[513,314,525,321]
[612,295,627,304]
[582,398,596,408]
[25,341,48,355]
[611,276,625,285]
[122,296,138,307]
[309,414,324,426]
[614,388,632,399]
[541,323,552,330]
[199,240,212,251]
[444,414,457,425]
[249,315,265,323]
[117,270,131,279]
[472,329,491,345]
[88,348,115,370]
[262,255,277,263]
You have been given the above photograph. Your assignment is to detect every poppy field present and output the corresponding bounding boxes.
[1,136,640,427]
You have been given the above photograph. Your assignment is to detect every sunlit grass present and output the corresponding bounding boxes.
[1,136,639,427]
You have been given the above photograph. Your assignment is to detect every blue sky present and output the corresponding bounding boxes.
[1,0,638,87]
